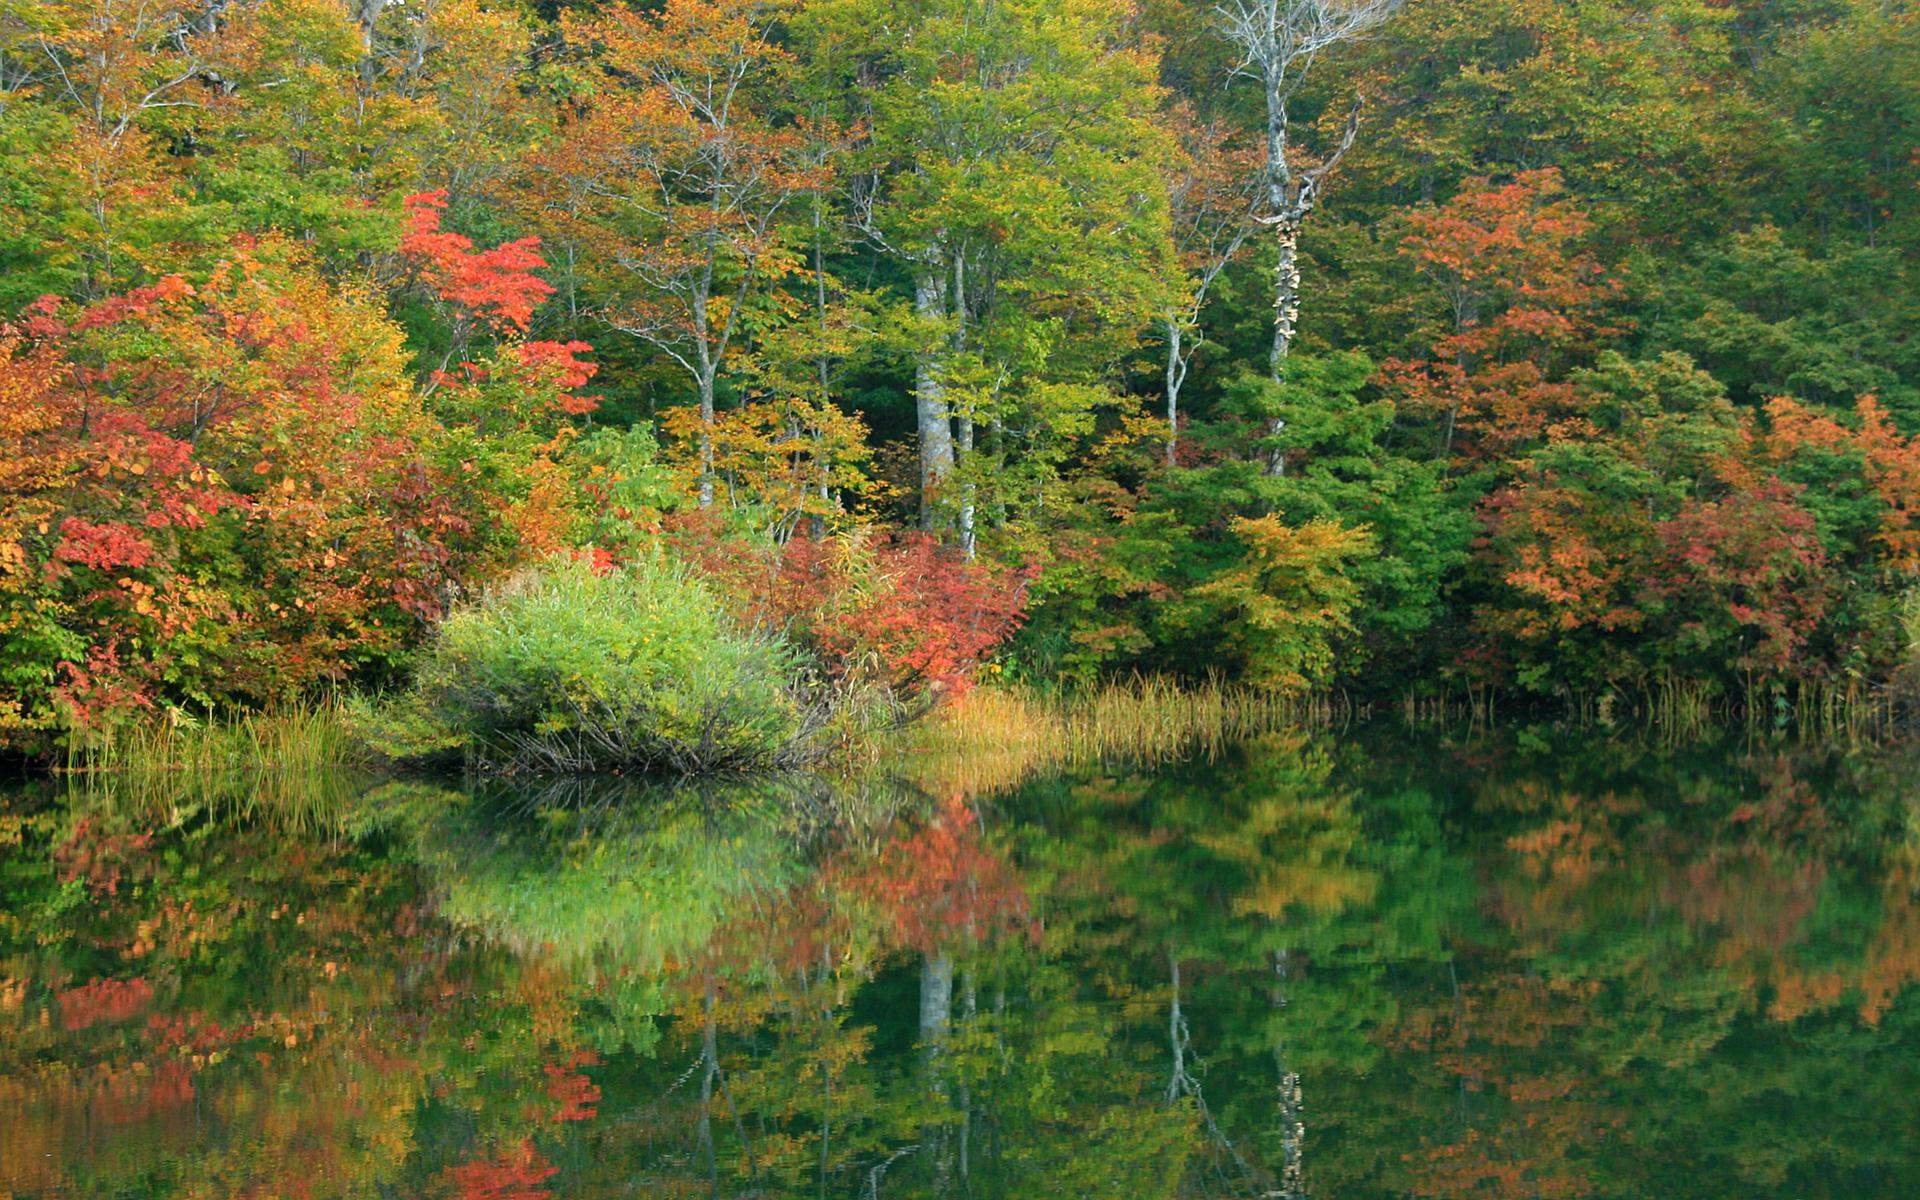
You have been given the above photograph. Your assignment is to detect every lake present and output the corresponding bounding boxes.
[3,730,1918,1197]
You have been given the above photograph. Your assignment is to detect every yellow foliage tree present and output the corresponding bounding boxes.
[1194,516,1376,693]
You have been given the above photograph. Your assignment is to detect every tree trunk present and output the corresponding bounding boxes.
[1164,315,1187,467]
[1265,216,1302,477]
[956,412,976,558]
[914,270,955,529]
[953,252,976,558]
[697,371,717,509]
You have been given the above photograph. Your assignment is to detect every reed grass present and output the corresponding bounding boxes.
[897,677,1325,797]
[62,699,367,777]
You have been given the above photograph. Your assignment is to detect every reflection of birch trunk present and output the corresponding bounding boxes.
[1273,948,1305,1200]
[1167,954,1188,1103]
[819,944,834,1200]
[1167,952,1263,1189]
[699,982,719,1188]
[920,950,953,1049]
[920,951,955,1190]
[958,972,977,1184]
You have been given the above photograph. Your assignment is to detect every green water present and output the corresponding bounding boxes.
[3,732,1918,1198]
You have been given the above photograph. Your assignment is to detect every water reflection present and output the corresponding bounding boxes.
[2,732,1917,1197]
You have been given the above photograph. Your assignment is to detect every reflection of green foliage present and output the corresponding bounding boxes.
[391,780,806,975]
[7,734,1920,1196]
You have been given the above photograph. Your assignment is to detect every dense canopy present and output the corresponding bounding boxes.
[1,0,1917,742]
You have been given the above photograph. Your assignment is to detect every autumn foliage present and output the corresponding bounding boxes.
[666,515,1033,700]
[0,244,479,737]
[2,0,1918,739]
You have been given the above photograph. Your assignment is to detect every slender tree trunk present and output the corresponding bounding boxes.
[1273,948,1305,1199]
[812,204,833,398]
[953,252,976,558]
[809,207,834,533]
[1163,315,1187,467]
[691,275,719,508]
[697,371,717,508]
[354,0,386,57]
[957,414,976,558]
[1270,219,1302,378]
[1257,47,1298,480]
[1266,216,1302,477]
[914,269,955,529]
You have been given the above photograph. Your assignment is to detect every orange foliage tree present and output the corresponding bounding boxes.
[518,0,829,507]
[1384,169,1620,461]
[0,239,500,738]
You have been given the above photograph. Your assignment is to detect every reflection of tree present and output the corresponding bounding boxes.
[7,737,1920,1197]
[1365,737,1920,1199]
[1006,733,1469,1198]
[0,779,480,1198]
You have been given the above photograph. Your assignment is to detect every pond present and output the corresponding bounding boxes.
[3,730,1918,1198]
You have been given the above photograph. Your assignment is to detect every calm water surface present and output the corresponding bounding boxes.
[3,732,1918,1197]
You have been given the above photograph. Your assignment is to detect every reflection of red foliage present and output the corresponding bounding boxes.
[53,818,154,897]
[87,1057,197,1127]
[56,976,154,1031]
[543,1049,601,1121]
[444,1139,559,1200]
[850,797,1033,953]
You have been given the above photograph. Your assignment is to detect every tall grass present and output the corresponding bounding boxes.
[63,700,366,777]
[898,678,1323,796]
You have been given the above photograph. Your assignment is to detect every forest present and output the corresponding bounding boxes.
[2,0,1919,755]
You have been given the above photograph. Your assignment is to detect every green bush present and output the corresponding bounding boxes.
[369,555,837,775]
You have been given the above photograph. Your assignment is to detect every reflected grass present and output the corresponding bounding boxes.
[52,765,376,835]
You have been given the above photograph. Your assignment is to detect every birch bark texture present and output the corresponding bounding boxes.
[1216,0,1402,474]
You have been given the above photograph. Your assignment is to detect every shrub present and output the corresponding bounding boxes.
[370,555,841,775]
